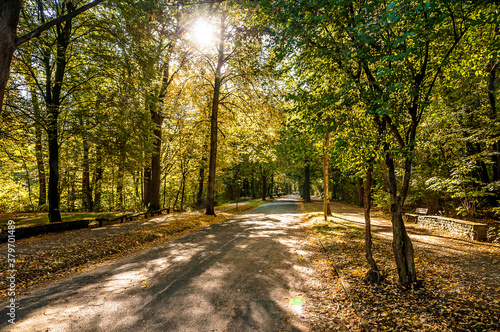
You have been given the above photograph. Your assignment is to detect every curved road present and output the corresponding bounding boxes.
[1,196,310,332]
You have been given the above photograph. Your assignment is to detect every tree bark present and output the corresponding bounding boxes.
[385,147,417,287]
[269,175,274,199]
[251,173,256,199]
[324,131,332,219]
[180,172,186,210]
[93,147,103,210]
[0,0,22,111]
[261,170,267,201]
[488,60,499,182]
[82,134,92,211]
[356,176,364,207]
[143,166,151,208]
[196,163,205,207]
[303,160,311,203]
[46,3,74,222]
[117,163,124,210]
[363,165,382,283]
[206,12,225,216]
[149,108,163,210]
[32,88,46,206]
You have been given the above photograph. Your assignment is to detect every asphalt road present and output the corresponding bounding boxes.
[1,196,310,332]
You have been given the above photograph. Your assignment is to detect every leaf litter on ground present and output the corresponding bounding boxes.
[303,200,500,332]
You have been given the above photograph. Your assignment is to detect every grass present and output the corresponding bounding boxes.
[0,212,124,229]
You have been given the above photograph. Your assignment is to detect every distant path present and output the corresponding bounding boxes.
[0,196,310,332]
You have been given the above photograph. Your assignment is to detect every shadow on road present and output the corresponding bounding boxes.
[1,197,308,332]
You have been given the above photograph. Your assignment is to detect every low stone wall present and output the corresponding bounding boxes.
[416,215,488,241]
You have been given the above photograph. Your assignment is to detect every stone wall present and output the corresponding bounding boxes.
[416,215,488,241]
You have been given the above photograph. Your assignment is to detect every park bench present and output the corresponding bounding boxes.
[405,208,428,223]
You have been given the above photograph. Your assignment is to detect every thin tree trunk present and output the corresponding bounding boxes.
[251,173,256,199]
[32,88,46,206]
[143,166,151,208]
[82,135,92,211]
[488,60,499,182]
[261,174,267,201]
[324,131,332,219]
[363,165,382,283]
[385,147,417,287]
[149,109,163,210]
[196,163,205,207]
[163,173,167,208]
[356,176,364,207]
[206,12,225,216]
[173,179,181,209]
[269,175,274,199]
[180,173,186,210]
[303,161,311,203]
[93,147,103,211]
[117,163,124,210]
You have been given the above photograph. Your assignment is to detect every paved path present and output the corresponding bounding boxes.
[1,196,310,332]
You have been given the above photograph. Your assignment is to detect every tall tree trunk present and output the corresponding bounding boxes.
[303,160,311,203]
[324,131,332,219]
[180,173,186,210]
[488,59,499,182]
[82,134,92,211]
[149,109,163,210]
[206,12,225,216]
[251,173,256,199]
[0,0,22,111]
[196,159,205,207]
[143,166,151,208]
[356,176,364,207]
[363,165,382,283]
[385,147,417,287]
[117,163,124,210]
[46,4,74,222]
[93,147,103,211]
[261,170,267,201]
[173,177,182,209]
[32,88,46,206]
[269,175,274,199]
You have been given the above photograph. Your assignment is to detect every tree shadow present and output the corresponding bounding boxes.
[0,209,308,331]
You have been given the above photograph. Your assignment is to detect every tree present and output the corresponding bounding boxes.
[0,0,103,110]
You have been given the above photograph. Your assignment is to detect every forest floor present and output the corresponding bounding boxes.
[0,199,269,304]
[304,198,500,331]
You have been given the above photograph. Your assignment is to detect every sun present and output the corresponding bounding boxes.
[191,19,215,48]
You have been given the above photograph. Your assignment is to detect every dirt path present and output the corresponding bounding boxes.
[0,197,314,331]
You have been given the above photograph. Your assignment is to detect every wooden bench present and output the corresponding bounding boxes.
[405,208,428,223]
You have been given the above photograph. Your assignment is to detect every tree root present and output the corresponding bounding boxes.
[364,269,384,284]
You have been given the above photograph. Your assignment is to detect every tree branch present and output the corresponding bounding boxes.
[15,0,104,47]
